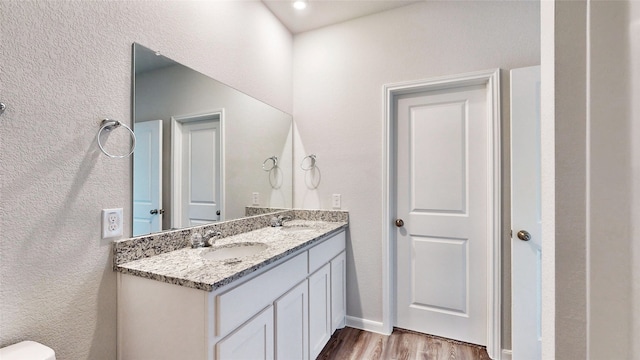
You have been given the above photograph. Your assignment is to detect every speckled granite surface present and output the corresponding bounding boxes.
[116,220,347,291]
[113,209,348,267]
[292,209,348,222]
[113,209,348,291]
[113,211,290,267]
[244,206,288,216]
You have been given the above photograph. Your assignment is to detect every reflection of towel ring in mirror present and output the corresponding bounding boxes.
[97,119,136,158]
[269,166,283,189]
[262,156,278,171]
[301,154,317,171]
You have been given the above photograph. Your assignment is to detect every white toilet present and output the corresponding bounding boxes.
[0,341,56,360]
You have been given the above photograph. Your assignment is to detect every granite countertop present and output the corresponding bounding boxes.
[116,220,347,291]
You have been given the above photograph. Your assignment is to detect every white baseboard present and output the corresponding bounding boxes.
[345,316,391,335]
[501,349,512,360]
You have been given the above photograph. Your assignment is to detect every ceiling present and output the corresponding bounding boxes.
[262,0,422,34]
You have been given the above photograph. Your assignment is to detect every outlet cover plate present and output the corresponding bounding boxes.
[102,208,123,239]
[332,194,341,209]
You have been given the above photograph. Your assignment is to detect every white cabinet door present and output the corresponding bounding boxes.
[275,281,308,360]
[330,251,346,332]
[308,263,331,360]
[217,306,274,360]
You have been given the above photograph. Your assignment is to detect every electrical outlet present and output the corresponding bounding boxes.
[332,194,341,209]
[252,192,260,206]
[102,208,123,239]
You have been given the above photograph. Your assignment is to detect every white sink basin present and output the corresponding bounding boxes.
[200,242,268,261]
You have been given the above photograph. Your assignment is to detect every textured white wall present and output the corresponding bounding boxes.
[551,2,589,358]
[542,1,638,358]
[292,0,539,347]
[0,1,291,359]
[588,1,634,358]
[631,2,640,357]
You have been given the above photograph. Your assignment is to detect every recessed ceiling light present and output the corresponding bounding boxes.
[293,0,307,10]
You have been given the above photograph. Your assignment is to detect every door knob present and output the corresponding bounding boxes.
[395,219,404,227]
[516,230,531,241]
[150,209,165,215]
[216,210,221,216]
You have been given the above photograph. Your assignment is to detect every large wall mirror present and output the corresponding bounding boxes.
[132,43,293,236]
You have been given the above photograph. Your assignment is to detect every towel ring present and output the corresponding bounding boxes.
[301,154,317,171]
[97,119,136,158]
[262,156,278,171]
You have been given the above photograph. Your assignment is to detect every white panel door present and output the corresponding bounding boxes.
[180,119,221,227]
[511,65,542,360]
[133,119,162,236]
[396,85,488,345]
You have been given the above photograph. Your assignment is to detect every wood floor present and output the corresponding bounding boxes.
[317,327,490,360]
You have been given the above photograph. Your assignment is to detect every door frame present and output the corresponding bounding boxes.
[382,69,501,358]
[171,110,225,229]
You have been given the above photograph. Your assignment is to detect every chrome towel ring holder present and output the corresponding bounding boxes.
[301,154,317,170]
[262,156,278,171]
[97,119,136,158]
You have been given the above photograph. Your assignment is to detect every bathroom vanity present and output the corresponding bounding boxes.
[114,210,347,360]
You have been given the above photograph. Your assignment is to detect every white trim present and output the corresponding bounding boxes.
[502,349,513,360]
[382,69,502,359]
[585,2,592,357]
[171,110,225,229]
[540,2,556,358]
[345,316,389,335]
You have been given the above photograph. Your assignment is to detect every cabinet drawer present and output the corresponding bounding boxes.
[216,252,307,337]
[309,231,345,273]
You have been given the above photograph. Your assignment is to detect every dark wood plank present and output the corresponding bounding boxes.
[318,327,490,360]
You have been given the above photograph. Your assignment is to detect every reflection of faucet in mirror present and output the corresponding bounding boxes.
[132,43,294,236]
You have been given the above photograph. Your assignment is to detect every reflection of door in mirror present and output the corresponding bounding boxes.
[133,120,163,236]
[171,112,223,229]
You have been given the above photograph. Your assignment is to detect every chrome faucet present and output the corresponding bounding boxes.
[270,215,292,227]
[191,230,222,248]
[203,230,222,246]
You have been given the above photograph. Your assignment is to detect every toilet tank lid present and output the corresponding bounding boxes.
[0,341,55,360]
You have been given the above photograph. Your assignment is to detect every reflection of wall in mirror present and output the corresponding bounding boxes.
[135,61,292,229]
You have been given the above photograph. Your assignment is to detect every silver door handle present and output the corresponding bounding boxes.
[516,230,531,241]
[395,219,404,227]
